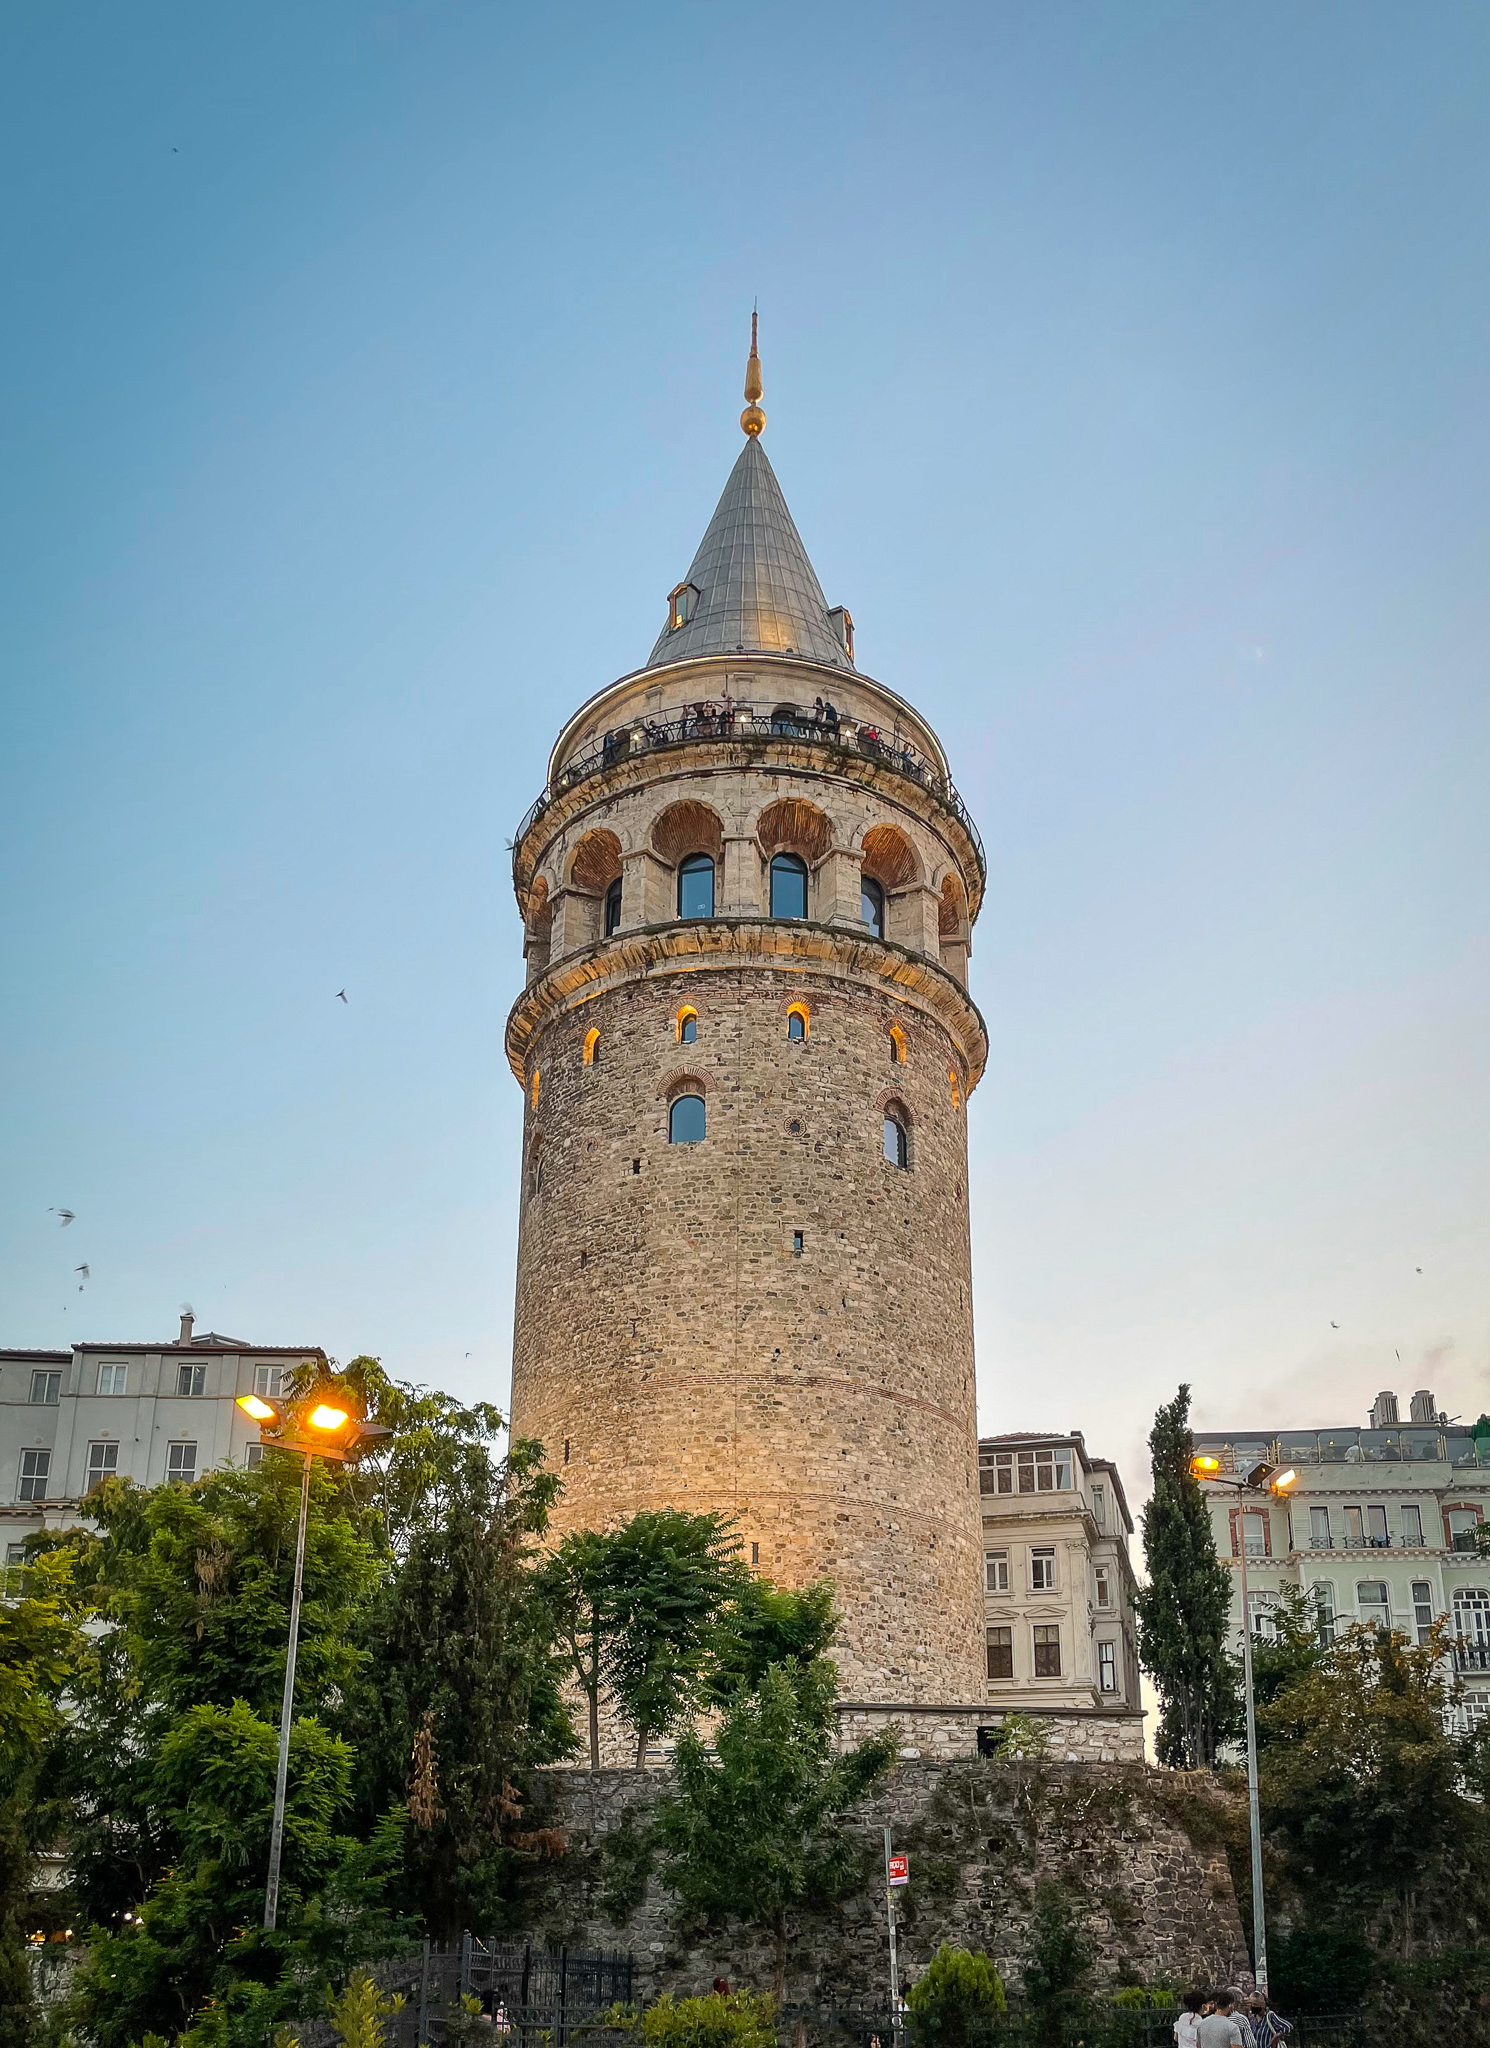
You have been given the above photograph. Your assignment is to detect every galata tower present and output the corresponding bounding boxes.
[506,324,988,1703]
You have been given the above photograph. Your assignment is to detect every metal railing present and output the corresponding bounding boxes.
[1193,1432,1490,1470]
[512,703,985,882]
[288,1938,633,2048]
[1454,1640,1490,1671]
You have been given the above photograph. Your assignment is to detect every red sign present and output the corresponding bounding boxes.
[888,1854,909,1887]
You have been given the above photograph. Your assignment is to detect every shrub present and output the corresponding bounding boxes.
[603,1991,779,2048]
[326,1971,404,2048]
[907,1944,1007,2046]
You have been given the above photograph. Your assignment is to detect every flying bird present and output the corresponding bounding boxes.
[336,989,348,1003]
[1416,1266,1423,1274]
[1331,1321,1339,1329]
[51,1208,75,1226]
[75,1265,89,1280]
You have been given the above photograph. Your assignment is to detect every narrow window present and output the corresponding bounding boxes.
[994,1454,1013,1494]
[883,1114,909,1169]
[29,1370,61,1405]
[1313,1582,1336,1645]
[98,1362,127,1396]
[1411,1580,1435,1645]
[563,1439,571,1465]
[1239,1510,1267,1556]
[632,1159,641,1175]
[676,1007,698,1043]
[167,1441,198,1485]
[1401,1503,1424,1546]
[1032,1624,1061,1677]
[1310,1505,1332,1548]
[254,1364,288,1398]
[528,1145,543,1199]
[85,1442,118,1492]
[1091,1484,1106,1527]
[751,1541,760,1566]
[176,1363,206,1398]
[678,854,715,919]
[1030,1546,1056,1592]
[669,1095,706,1144]
[17,1450,51,1501]
[604,877,623,936]
[1344,1505,1364,1547]
[792,1230,804,1256]
[786,1003,808,1040]
[1356,1580,1390,1628]
[861,876,885,938]
[530,1069,541,1110]
[668,581,699,630]
[949,1069,960,1108]
[986,1626,1014,1680]
[1097,1641,1118,1694]
[583,1027,601,1067]
[1094,1565,1112,1608]
[1366,1504,1389,1547]
[769,852,808,920]
[984,1550,1009,1594]
[245,1442,264,1471]
[888,1025,906,1064]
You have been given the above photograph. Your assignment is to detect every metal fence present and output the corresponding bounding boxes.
[780,2009,1367,2048]
[289,1938,634,2048]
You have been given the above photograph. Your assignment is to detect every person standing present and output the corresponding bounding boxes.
[1174,1990,1206,2048]
[1246,1994,1292,2048]
[1195,1993,1246,2048]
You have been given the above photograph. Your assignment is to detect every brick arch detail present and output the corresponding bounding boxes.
[650,799,724,865]
[861,822,922,888]
[756,795,834,865]
[657,1067,709,1101]
[569,829,623,893]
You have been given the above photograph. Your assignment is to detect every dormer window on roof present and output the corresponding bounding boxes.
[828,606,855,665]
[668,582,700,632]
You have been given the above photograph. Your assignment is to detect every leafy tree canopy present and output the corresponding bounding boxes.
[705,1575,837,1706]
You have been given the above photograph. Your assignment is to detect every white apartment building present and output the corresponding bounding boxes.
[1,1312,326,1573]
[978,1430,1143,1719]
[1194,1387,1490,1731]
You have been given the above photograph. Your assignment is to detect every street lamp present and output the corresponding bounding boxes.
[236,1381,391,1932]
[1190,1453,1297,2000]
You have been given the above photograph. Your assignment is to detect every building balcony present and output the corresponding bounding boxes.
[1454,1642,1490,1672]
[514,701,985,883]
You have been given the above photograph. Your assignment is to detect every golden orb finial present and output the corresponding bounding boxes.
[741,307,766,435]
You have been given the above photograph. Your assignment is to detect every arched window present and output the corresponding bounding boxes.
[530,1069,541,1110]
[669,1094,706,1144]
[528,1142,543,1199]
[604,877,623,937]
[888,1025,907,1065]
[950,1069,960,1108]
[678,854,715,919]
[786,1004,808,1041]
[582,1028,601,1068]
[861,876,885,938]
[770,852,808,920]
[883,1110,909,1169]
[676,1006,698,1044]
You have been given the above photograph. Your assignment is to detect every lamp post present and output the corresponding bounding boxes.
[236,1385,391,1932]
[1191,1455,1297,2000]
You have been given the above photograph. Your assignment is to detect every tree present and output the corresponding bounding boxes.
[0,1543,89,2048]
[705,1575,837,1705]
[1020,1883,1094,2045]
[1133,1386,1238,1766]
[598,1510,742,1767]
[536,1529,615,1771]
[1247,1585,1327,1721]
[654,1657,896,1998]
[906,1944,1006,2046]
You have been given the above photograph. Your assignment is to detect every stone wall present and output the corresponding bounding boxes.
[834,1702,1146,1765]
[520,1759,1250,2004]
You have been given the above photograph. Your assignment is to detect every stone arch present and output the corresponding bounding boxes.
[650,800,724,866]
[861,822,922,889]
[657,1067,709,1102]
[888,1022,908,1066]
[755,796,834,866]
[524,876,553,979]
[879,1093,914,1170]
[582,1026,601,1068]
[785,1000,811,1040]
[569,829,623,893]
[938,871,970,983]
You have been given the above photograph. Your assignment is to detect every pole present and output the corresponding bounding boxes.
[883,1826,901,2040]
[263,1450,313,1931]
[1234,1491,1269,1999]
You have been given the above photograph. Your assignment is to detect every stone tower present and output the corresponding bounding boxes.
[506,328,988,1702]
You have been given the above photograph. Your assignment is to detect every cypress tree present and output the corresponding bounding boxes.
[1133,1385,1239,1766]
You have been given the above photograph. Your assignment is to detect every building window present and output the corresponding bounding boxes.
[987,1453,1014,1494]
[604,877,623,936]
[1448,1507,1482,1550]
[17,1450,51,1502]
[1344,1505,1365,1547]
[1094,1565,1112,1609]
[167,1442,198,1485]
[245,1443,264,1471]
[1401,1503,1424,1547]
[1237,1510,1267,1557]
[786,1003,809,1040]
[98,1362,127,1396]
[882,1113,909,1169]
[29,1370,61,1405]
[751,1541,760,1566]
[176,1363,207,1398]
[1030,1547,1056,1592]
[1366,1504,1389,1548]
[1313,1581,1336,1646]
[1454,1587,1490,1647]
[769,852,808,920]
[583,1027,601,1068]
[528,1144,543,1199]
[1356,1580,1390,1629]
[1032,1624,1061,1678]
[678,854,715,919]
[861,876,885,938]
[1411,1580,1436,1645]
[1091,1485,1106,1528]
[85,1442,118,1492]
[1018,1447,1073,1493]
[1097,1641,1117,1694]
[986,1626,1014,1680]
[888,1025,906,1065]
[530,1068,541,1110]
[984,1550,1009,1594]
[668,581,699,630]
[1248,1592,1279,1642]
[792,1230,804,1256]
[677,1006,698,1043]
[254,1365,288,1398]
[1309,1505,1332,1549]
[669,1094,706,1144]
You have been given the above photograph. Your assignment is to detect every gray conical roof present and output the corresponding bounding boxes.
[646,435,848,669]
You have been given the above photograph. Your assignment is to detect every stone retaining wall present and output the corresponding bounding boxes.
[835,1701,1146,1764]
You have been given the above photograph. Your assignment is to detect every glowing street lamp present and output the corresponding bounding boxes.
[1190,1452,1296,1998]
[236,1380,391,1931]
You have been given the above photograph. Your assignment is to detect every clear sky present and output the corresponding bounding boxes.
[4,2,1488,1503]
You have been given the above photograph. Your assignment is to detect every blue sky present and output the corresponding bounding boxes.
[3,1,1488,1495]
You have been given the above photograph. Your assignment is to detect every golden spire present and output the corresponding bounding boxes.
[741,307,766,436]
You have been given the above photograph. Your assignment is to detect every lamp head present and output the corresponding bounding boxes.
[1191,1454,1222,1477]
[236,1393,279,1423]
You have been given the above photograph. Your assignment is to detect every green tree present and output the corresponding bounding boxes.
[1247,1585,1327,1722]
[705,1575,837,1705]
[1020,1883,1093,2045]
[0,1543,90,2048]
[599,1510,742,1766]
[654,1657,896,1997]
[907,1944,1007,2047]
[345,1435,576,1933]
[328,1354,508,1564]
[1132,1386,1238,1766]
[537,1528,614,1770]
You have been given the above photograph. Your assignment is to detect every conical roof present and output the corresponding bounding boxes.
[645,435,849,669]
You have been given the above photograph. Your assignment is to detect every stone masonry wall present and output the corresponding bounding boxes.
[520,1760,1250,2004]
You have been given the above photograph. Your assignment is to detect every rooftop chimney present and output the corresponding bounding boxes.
[178,1310,194,1346]
[1370,1390,1399,1430]
[1410,1389,1437,1425]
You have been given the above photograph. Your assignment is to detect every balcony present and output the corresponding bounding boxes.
[513,702,986,883]
[1454,1642,1490,1672]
